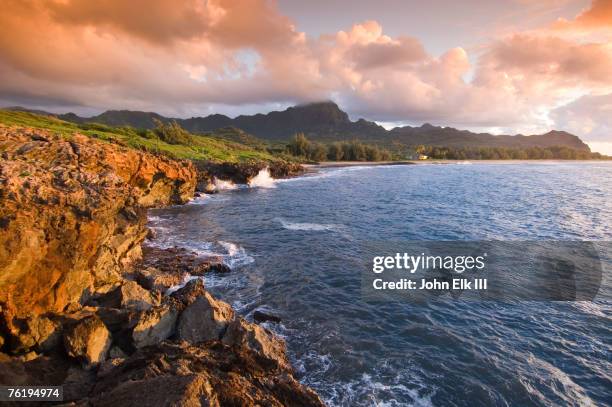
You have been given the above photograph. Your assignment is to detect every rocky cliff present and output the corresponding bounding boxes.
[0,126,323,405]
[0,127,196,351]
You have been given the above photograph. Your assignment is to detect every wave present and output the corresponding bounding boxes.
[214,177,238,191]
[276,218,341,232]
[218,240,254,268]
[249,168,276,188]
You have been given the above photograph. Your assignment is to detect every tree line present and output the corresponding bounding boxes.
[287,133,392,161]
[418,145,608,160]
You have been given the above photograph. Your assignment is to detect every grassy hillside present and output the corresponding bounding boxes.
[0,110,288,163]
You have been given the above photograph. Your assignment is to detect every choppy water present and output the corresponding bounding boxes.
[149,162,612,407]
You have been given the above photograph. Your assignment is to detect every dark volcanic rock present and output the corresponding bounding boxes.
[140,246,230,280]
[253,310,282,324]
[194,160,304,192]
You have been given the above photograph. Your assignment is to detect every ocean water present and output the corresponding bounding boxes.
[149,162,612,407]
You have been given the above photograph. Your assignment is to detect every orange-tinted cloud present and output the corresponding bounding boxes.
[553,0,612,30]
[0,0,610,143]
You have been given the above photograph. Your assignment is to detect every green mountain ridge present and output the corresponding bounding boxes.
[6,102,591,152]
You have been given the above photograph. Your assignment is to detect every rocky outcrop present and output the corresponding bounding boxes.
[89,341,324,407]
[194,160,303,192]
[0,256,325,406]
[0,126,196,352]
[0,125,324,405]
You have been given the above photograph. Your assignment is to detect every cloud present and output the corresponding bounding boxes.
[551,93,612,142]
[552,0,612,30]
[0,0,610,143]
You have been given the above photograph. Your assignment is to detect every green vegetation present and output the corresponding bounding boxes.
[2,109,607,163]
[0,109,286,163]
[287,133,392,162]
[419,145,608,160]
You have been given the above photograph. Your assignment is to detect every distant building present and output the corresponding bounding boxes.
[418,154,429,160]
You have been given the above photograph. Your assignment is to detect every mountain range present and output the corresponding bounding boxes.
[7,102,590,151]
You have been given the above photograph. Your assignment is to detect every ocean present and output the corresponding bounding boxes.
[149,162,612,406]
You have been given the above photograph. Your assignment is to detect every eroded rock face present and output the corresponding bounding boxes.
[0,127,196,352]
[63,315,112,366]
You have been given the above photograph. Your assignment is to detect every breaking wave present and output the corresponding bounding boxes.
[249,168,276,188]
[214,178,238,191]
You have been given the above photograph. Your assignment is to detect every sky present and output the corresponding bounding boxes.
[1,0,611,153]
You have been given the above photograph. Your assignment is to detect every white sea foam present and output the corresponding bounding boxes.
[277,218,340,232]
[219,240,255,267]
[456,161,472,165]
[248,168,276,188]
[214,177,238,191]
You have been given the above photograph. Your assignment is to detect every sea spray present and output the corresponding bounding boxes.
[248,168,276,188]
[214,177,238,191]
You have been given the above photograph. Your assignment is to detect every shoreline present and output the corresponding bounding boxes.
[306,159,612,168]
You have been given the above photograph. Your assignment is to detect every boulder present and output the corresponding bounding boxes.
[135,266,187,294]
[99,280,159,311]
[222,318,290,371]
[132,304,179,348]
[177,292,235,343]
[170,278,208,310]
[63,316,112,366]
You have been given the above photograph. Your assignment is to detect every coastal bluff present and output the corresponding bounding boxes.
[0,126,324,406]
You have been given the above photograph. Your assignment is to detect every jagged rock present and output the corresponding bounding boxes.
[135,266,187,294]
[170,278,208,310]
[132,304,178,348]
[140,246,231,278]
[177,292,235,343]
[88,341,325,407]
[222,318,290,371]
[253,310,282,324]
[114,280,160,311]
[0,128,196,352]
[64,316,112,366]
